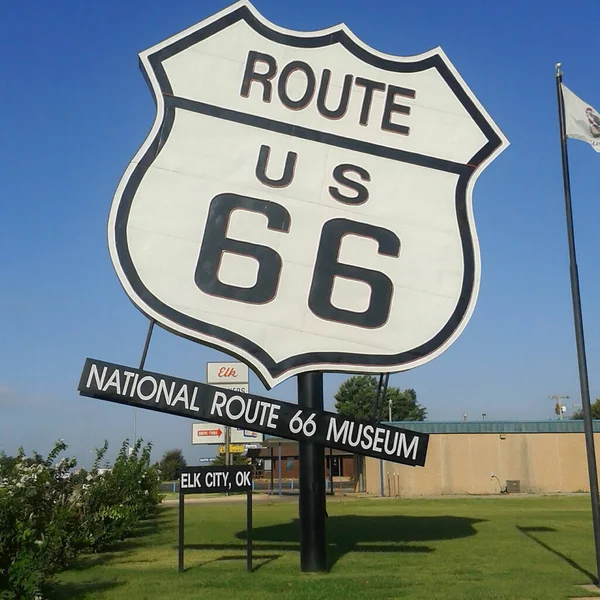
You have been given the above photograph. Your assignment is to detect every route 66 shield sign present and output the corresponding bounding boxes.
[108,0,508,389]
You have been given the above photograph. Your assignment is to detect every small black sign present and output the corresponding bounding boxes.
[180,466,252,494]
[78,358,429,467]
[176,465,253,573]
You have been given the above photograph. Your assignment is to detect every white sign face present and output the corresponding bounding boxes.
[109,1,508,389]
[192,423,225,444]
[206,362,249,386]
[212,382,249,393]
[230,428,263,444]
[191,423,263,444]
[204,361,262,441]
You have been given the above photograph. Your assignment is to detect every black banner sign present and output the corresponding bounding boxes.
[180,466,252,494]
[77,358,429,467]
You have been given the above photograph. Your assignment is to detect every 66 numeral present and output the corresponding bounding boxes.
[195,194,290,304]
[309,219,399,328]
[194,145,401,329]
[289,411,317,436]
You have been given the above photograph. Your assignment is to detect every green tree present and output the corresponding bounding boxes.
[0,450,17,477]
[212,451,250,466]
[158,448,187,481]
[571,398,600,420]
[334,375,426,422]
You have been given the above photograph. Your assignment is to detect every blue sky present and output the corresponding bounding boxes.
[1,0,599,467]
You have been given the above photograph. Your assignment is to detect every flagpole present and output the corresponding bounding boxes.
[555,62,600,586]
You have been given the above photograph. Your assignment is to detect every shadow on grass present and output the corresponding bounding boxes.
[126,518,162,538]
[214,553,282,573]
[99,512,173,552]
[183,553,283,573]
[517,526,596,583]
[186,514,483,570]
[50,512,171,598]
[67,512,170,572]
[50,579,123,599]
[67,552,133,571]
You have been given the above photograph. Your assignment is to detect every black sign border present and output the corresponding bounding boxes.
[112,3,503,388]
[179,465,253,494]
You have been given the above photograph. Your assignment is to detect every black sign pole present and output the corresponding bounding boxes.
[178,482,184,572]
[376,374,390,422]
[246,489,253,572]
[555,64,600,586]
[371,374,384,420]
[297,372,327,572]
[376,373,390,495]
[328,446,334,496]
[278,442,282,496]
[133,319,155,449]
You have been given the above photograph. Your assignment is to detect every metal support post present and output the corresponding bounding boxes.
[246,490,253,572]
[134,319,155,449]
[270,446,274,494]
[297,372,327,572]
[278,442,282,497]
[328,446,334,496]
[178,484,184,572]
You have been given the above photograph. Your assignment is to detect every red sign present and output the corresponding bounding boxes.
[196,428,222,437]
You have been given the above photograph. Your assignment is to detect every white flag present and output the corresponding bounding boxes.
[561,84,600,152]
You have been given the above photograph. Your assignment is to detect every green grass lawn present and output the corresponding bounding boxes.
[54,494,598,600]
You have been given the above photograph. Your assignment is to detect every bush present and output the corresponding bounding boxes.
[0,441,80,599]
[78,439,162,551]
[0,439,163,599]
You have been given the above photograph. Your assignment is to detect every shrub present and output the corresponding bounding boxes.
[78,439,163,552]
[0,441,80,599]
[0,438,162,599]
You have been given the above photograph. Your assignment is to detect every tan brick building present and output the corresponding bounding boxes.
[365,420,600,496]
